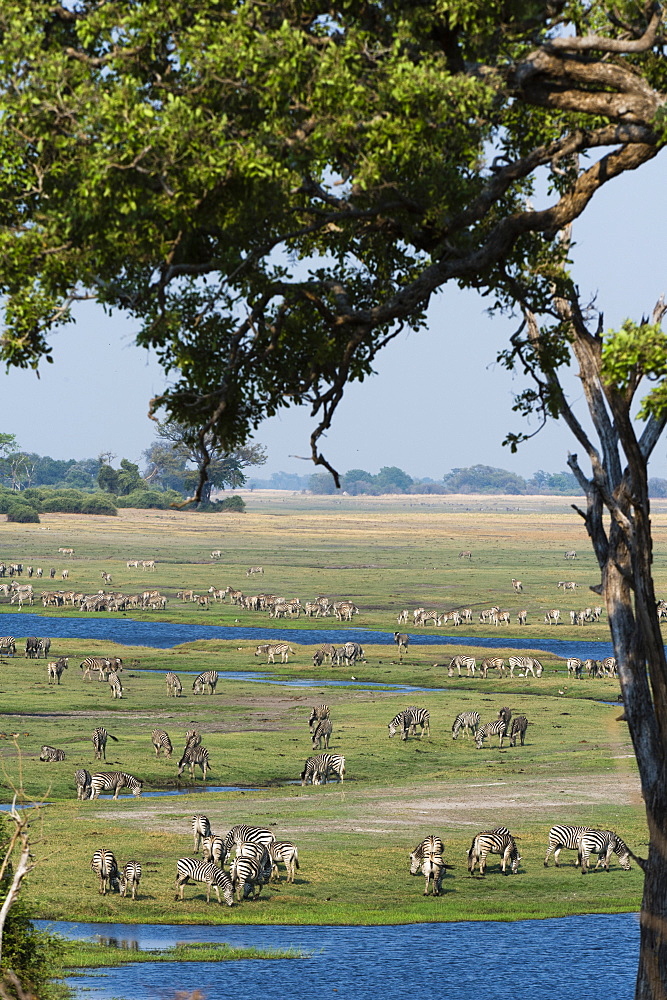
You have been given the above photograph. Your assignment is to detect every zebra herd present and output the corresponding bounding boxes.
[446,654,542,678]
[451,707,529,748]
[218,588,359,622]
[408,822,632,895]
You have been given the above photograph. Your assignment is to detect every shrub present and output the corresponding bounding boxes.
[115,489,171,509]
[6,503,40,523]
[81,494,118,516]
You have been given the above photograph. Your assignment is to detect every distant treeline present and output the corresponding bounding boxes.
[251,465,667,498]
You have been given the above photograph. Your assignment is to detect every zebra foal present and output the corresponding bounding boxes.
[91,849,120,895]
[120,862,142,899]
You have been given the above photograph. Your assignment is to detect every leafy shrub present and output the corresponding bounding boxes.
[81,494,118,516]
[217,495,246,512]
[6,503,40,523]
[115,489,171,509]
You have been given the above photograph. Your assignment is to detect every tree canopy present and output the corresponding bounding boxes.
[0,1,665,491]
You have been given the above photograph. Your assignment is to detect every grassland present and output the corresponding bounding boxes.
[0,495,657,931]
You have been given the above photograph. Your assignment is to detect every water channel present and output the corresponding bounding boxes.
[39,916,638,999]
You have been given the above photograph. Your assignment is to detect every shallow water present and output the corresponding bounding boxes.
[39,916,639,999]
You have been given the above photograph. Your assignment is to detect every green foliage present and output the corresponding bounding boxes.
[601,320,667,418]
[442,465,527,494]
[115,489,177,509]
[97,463,120,494]
[80,493,118,516]
[309,473,338,495]
[6,503,40,523]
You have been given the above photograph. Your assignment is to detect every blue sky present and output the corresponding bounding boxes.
[1,153,665,482]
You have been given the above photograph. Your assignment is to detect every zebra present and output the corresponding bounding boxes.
[448,655,476,677]
[192,670,218,695]
[409,836,445,896]
[202,835,226,868]
[516,610,528,625]
[601,656,617,676]
[312,643,340,666]
[497,706,512,727]
[474,719,507,749]
[467,828,521,875]
[151,729,173,758]
[178,745,212,780]
[91,849,120,895]
[308,705,330,730]
[120,861,142,899]
[394,632,409,656]
[192,814,212,852]
[508,655,543,678]
[387,708,424,741]
[184,730,202,751]
[0,637,16,656]
[75,768,92,800]
[223,825,276,859]
[333,601,358,622]
[451,711,480,739]
[230,853,272,901]
[47,657,68,684]
[544,825,594,867]
[567,657,583,678]
[25,637,40,659]
[410,835,445,868]
[459,551,472,559]
[92,727,119,761]
[509,715,529,746]
[300,753,346,785]
[89,771,143,799]
[165,671,183,697]
[39,745,65,761]
[265,643,294,664]
[108,671,123,699]
[511,578,523,593]
[80,656,111,681]
[175,858,234,906]
[342,642,364,666]
[564,550,577,559]
[579,830,632,873]
[268,841,300,883]
[480,657,505,678]
[246,566,264,576]
[544,608,561,625]
[311,718,333,750]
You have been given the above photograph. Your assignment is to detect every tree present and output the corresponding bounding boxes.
[1,5,667,994]
[442,465,527,495]
[374,467,413,494]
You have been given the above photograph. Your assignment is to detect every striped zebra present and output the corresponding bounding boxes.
[39,745,65,762]
[91,849,120,895]
[507,655,543,678]
[601,656,617,676]
[268,841,300,883]
[509,715,528,746]
[151,729,173,758]
[230,853,272,902]
[579,830,632,873]
[300,753,345,785]
[497,706,512,726]
[0,637,15,656]
[308,705,330,729]
[334,601,358,622]
[388,708,429,741]
[89,771,143,799]
[311,718,333,750]
[467,828,521,875]
[342,642,364,666]
[80,656,111,681]
[202,835,226,868]
[192,670,218,695]
[516,610,528,625]
[564,550,577,559]
[480,657,505,678]
[25,637,40,659]
[165,672,183,696]
[451,711,480,739]
[544,608,561,625]
[184,730,202,751]
[108,671,123,699]
[511,578,523,593]
[394,632,409,656]
[311,644,340,667]
[263,643,294,664]
[75,768,92,800]
[92,727,119,761]
[475,719,507,749]
[449,655,476,677]
[409,835,445,867]
[120,861,142,899]
[175,858,234,906]
[544,825,594,867]
[409,836,445,896]
[567,657,583,678]
[223,825,276,859]
[178,745,212,780]
[192,814,212,852]
[47,657,68,684]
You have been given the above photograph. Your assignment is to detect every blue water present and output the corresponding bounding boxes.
[40,916,639,999]
[0,612,615,659]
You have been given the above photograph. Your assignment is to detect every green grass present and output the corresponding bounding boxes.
[61,939,305,968]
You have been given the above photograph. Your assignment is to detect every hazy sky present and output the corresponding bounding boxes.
[1,153,666,481]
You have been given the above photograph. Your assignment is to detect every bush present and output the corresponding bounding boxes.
[6,503,40,523]
[81,494,118,516]
[115,489,171,509]
[216,495,246,512]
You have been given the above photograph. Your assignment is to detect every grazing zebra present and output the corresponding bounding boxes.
[508,655,543,678]
[509,715,529,746]
[578,830,632,873]
[108,671,123,699]
[151,729,173,758]
[468,828,521,875]
[308,705,330,730]
[165,671,183,697]
[268,841,300,883]
[0,637,16,656]
[451,711,480,739]
[544,608,561,625]
[394,632,409,656]
[178,745,212,780]
[47,657,68,684]
[334,601,358,622]
[39,745,65,761]
[223,826,276,859]
[564,549,577,559]
[342,642,364,666]
[175,859,234,906]
[474,719,507,749]
[80,656,112,681]
[567,657,583,678]
[409,836,445,895]
[497,706,512,726]
[184,730,202,751]
[89,772,143,800]
[120,861,142,899]
[459,551,472,559]
[544,825,594,867]
[91,849,120,895]
[511,578,523,593]
[92,727,119,761]
[202,835,226,868]
[480,657,505,678]
[300,753,346,785]
[230,853,272,901]
[311,718,333,750]
[516,610,528,625]
[396,609,409,625]
[192,814,212,852]
[410,835,445,869]
[210,550,222,559]
[263,643,294,664]
[246,566,264,576]
[75,768,92,800]
[448,655,476,677]
[192,670,219,695]
[388,707,430,741]
[25,637,40,659]
[601,656,617,676]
